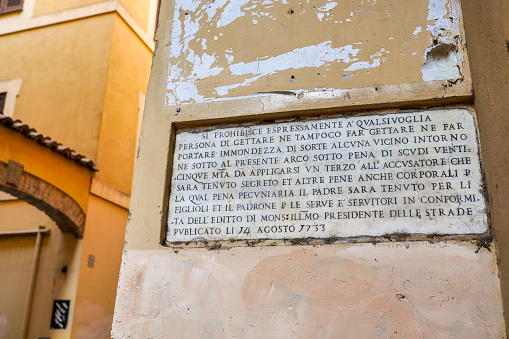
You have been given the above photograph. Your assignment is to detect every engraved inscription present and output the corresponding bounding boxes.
[167,108,487,243]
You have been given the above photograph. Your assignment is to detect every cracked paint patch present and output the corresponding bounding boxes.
[165,0,466,105]
[422,0,463,81]
[216,42,361,96]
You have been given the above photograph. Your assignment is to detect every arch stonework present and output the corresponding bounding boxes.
[0,160,85,238]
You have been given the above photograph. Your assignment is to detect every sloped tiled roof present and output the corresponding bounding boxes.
[0,113,97,171]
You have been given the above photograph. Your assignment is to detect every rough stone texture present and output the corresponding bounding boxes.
[0,162,85,237]
[113,243,504,338]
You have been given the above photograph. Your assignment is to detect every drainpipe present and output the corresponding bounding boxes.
[0,226,51,339]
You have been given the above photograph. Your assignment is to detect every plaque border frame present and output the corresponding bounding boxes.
[162,106,491,249]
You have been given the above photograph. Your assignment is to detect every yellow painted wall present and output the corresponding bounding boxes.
[94,14,153,194]
[0,14,114,160]
[0,235,35,338]
[71,195,129,338]
[68,12,153,336]
[118,0,150,31]
[32,0,108,17]
[0,0,154,337]
[0,127,93,211]
[0,200,82,339]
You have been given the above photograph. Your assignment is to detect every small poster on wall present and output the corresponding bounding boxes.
[50,300,70,329]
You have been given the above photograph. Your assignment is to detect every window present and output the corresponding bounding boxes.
[0,93,5,113]
[0,78,22,117]
[0,0,23,14]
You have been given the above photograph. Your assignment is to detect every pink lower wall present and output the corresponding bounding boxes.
[113,242,504,337]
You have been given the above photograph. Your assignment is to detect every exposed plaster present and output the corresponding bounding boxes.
[215,42,361,96]
[421,44,461,81]
[166,0,465,106]
[421,0,463,82]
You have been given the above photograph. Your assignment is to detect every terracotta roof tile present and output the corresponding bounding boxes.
[0,113,98,171]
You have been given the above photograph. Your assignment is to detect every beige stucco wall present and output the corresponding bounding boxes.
[460,0,509,330]
[113,0,506,336]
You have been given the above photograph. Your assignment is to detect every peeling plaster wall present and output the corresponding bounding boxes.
[113,0,506,337]
[166,0,465,105]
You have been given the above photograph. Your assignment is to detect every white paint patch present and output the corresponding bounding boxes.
[422,0,463,81]
[425,0,459,48]
[216,0,252,28]
[421,44,460,81]
[191,52,223,78]
[165,0,465,105]
[370,48,388,57]
[225,49,234,63]
[180,0,201,12]
[167,81,204,104]
[343,47,388,71]
[344,58,380,71]
[215,76,261,95]
[229,42,360,77]
[318,2,338,11]
[316,0,338,20]
[427,0,448,20]
[215,42,360,95]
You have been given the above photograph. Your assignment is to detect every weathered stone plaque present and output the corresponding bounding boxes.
[167,108,487,243]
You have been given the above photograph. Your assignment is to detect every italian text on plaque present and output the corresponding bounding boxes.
[167,108,487,243]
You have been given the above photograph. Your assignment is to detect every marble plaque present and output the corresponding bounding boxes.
[167,108,487,243]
